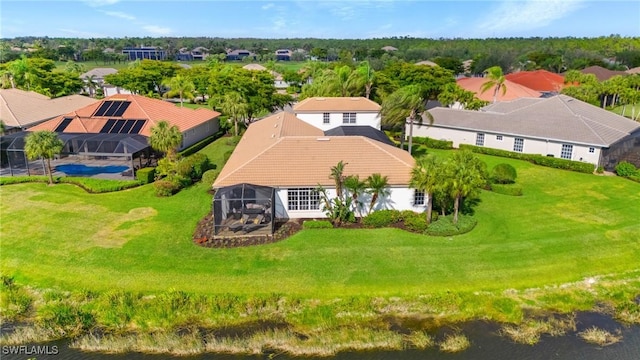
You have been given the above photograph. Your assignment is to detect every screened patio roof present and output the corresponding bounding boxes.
[1,132,150,157]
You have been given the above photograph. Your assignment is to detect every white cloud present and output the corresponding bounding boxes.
[83,0,120,7]
[143,25,172,35]
[261,3,275,10]
[475,0,585,36]
[99,10,136,20]
[58,28,107,38]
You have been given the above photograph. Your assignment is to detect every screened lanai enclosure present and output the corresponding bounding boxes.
[1,132,152,177]
[213,184,276,237]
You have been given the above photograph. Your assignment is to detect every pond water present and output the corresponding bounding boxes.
[54,164,129,176]
[4,313,639,360]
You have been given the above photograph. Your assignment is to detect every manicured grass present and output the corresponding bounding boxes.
[2,142,639,298]
[611,103,639,120]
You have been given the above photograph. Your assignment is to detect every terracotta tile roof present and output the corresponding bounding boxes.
[294,97,381,113]
[431,95,640,147]
[0,89,98,129]
[626,67,640,74]
[505,70,565,92]
[457,77,542,101]
[214,112,414,188]
[579,66,628,81]
[242,63,267,71]
[79,67,118,79]
[29,94,220,136]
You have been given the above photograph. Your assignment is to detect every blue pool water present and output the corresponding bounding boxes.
[55,164,129,176]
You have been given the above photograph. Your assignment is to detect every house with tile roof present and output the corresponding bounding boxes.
[293,97,382,131]
[0,89,98,133]
[579,66,628,82]
[79,68,132,97]
[456,77,542,102]
[212,111,425,231]
[30,94,220,150]
[406,95,640,170]
[505,70,565,94]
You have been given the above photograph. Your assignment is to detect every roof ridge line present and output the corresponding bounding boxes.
[131,95,154,125]
[557,96,608,144]
[215,138,283,185]
[361,136,414,168]
[0,93,21,126]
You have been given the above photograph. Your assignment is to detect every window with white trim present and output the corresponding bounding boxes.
[496,135,503,141]
[287,188,320,211]
[342,112,356,124]
[589,147,595,153]
[414,190,425,206]
[513,138,524,152]
[476,133,485,146]
[561,144,573,159]
[323,112,330,124]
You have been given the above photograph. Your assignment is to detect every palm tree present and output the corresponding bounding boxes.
[480,66,507,103]
[149,121,183,160]
[330,160,347,200]
[0,69,15,89]
[354,61,375,99]
[216,91,248,137]
[366,173,390,214]
[162,74,195,107]
[380,85,433,155]
[24,130,64,185]
[83,74,99,98]
[444,150,487,224]
[410,155,442,224]
[344,174,367,219]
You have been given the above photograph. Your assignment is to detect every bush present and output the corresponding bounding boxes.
[425,215,477,237]
[596,166,604,174]
[403,212,428,233]
[491,163,517,184]
[201,169,220,186]
[58,178,141,193]
[136,167,156,184]
[0,175,52,185]
[413,136,454,149]
[615,161,638,177]
[459,144,595,174]
[362,210,399,228]
[176,153,210,181]
[490,183,523,196]
[226,136,242,146]
[154,176,183,197]
[303,220,334,229]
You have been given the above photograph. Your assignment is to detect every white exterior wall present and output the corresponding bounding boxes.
[275,186,427,220]
[410,124,602,167]
[295,112,381,131]
[180,118,220,150]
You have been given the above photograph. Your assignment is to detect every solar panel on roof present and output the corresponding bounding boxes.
[54,118,73,132]
[99,119,116,133]
[94,101,113,117]
[130,120,146,134]
[103,102,121,117]
[110,119,127,133]
[120,120,135,134]
[111,102,130,117]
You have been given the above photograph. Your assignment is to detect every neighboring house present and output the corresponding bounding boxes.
[226,49,256,61]
[0,89,98,133]
[79,68,132,97]
[275,49,292,61]
[212,112,425,234]
[456,77,542,102]
[505,70,565,94]
[176,46,209,61]
[122,46,167,61]
[293,97,382,131]
[324,126,395,146]
[29,94,220,150]
[381,46,398,52]
[406,95,640,170]
[579,65,628,82]
[242,64,289,91]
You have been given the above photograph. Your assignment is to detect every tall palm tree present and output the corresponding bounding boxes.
[354,61,375,99]
[410,155,442,224]
[149,120,183,160]
[216,91,248,137]
[344,174,367,218]
[162,74,195,107]
[330,160,347,200]
[480,66,507,103]
[380,85,433,155]
[366,173,390,214]
[24,130,64,185]
[83,74,99,98]
[444,150,487,224]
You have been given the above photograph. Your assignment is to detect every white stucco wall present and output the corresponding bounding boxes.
[295,112,381,131]
[275,186,426,220]
[409,124,602,167]
[180,118,220,149]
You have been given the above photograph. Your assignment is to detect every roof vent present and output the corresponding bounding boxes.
[316,137,331,141]
[271,134,276,138]
[274,123,278,128]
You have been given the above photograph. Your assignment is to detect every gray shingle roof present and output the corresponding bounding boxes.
[429,95,640,147]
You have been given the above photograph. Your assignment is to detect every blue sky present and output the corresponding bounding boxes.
[1,0,639,39]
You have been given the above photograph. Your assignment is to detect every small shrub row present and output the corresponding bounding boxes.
[201,169,220,187]
[0,175,51,185]
[459,144,595,173]
[136,167,156,184]
[179,132,223,157]
[303,220,334,229]
[362,210,437,233]
[0,175,141,193]
[412,136,454,149]
[425,215,477,237]
[490,183,523,196]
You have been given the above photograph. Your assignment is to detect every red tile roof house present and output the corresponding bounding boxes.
[293,97,382,131]
[211,112,426,237]
[406,95,640,171]
[456,77,542,103]
[505,70,566,94]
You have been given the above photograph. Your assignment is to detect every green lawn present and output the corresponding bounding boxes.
[1,142,639,298]
[611,103,640,120]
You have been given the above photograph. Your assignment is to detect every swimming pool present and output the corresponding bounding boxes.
[55,164,129,176]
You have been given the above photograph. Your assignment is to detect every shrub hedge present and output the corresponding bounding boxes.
[362,210,397,228]
[201,169,220,187]
[490,183,523,196]
[459,144,595,173]
[425,215,478,237]
[491,163,517,184]
[136,167,156,184]
[615,161,638,177]
[303,220,334,229]
[179,131,224,157]
[0,176,141,193]
[412,136,454,149]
